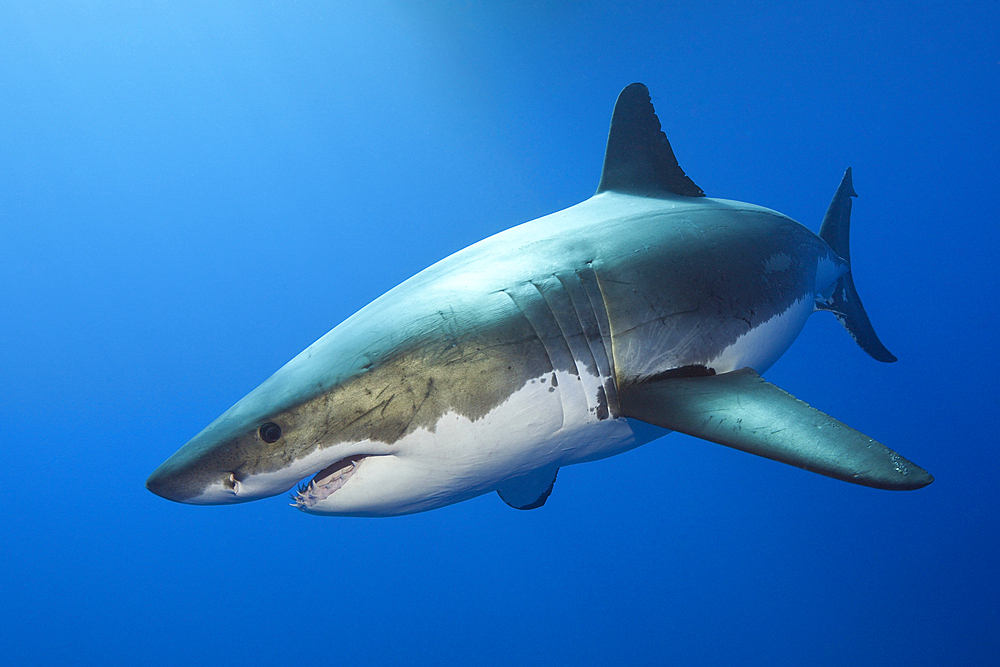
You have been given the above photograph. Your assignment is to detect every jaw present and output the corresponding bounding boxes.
[286,452,489,517]
[220,444,383,506]
[289,455,366,510]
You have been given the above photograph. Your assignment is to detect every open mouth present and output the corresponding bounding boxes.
[290,456,364,510]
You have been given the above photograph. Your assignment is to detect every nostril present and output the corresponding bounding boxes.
[223,473,240,494]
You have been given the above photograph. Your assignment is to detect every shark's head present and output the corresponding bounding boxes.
[143,358,510,516]
[144,325,498,516]
[146,395,405,512]
[145,338,396,508]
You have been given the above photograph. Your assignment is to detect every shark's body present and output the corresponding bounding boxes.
[147,83,931,516]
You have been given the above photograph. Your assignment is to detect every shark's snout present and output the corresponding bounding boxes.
[145,458,210,504]
[145,464,186,502]
[145,454,238,505]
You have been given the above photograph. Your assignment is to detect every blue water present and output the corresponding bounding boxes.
[2,2,996,665]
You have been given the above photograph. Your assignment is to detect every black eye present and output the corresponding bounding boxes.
[259,422,281,443]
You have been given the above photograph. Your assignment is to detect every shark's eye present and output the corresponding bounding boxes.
[259,422,282,443]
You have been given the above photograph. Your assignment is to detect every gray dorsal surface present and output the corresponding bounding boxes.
[596,82,704,197]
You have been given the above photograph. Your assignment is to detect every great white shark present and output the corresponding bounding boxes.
[146,83,932,516]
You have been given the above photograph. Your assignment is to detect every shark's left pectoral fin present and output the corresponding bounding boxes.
[497,465,559,510]
[619,368,933,490]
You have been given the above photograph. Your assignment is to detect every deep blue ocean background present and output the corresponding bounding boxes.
[2,3,997,665]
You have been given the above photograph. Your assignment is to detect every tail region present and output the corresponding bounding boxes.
[817,168,897,363]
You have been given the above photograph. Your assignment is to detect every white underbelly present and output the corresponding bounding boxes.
[301,367,637,516]
[705,294,814,374]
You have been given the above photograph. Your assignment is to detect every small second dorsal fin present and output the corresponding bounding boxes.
[596,83,704,197]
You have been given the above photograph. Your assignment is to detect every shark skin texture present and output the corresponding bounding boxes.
[146,83,932,517]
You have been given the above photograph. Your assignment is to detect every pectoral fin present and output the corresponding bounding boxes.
[497,465,559,510]
[619,368,932,490]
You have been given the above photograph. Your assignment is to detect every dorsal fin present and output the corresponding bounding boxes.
[596,83,704,197]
